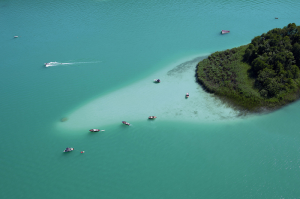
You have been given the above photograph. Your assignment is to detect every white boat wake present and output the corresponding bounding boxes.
[44,61,100,67]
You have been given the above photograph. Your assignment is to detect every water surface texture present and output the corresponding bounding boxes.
[1,0,300,198]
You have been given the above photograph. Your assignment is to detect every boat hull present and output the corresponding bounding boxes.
[89,129,100,132]
[122,121,130,125]
[63,147,74,152]
[221,30,230,34]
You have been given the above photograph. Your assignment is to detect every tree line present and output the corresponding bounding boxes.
[196,23,300,110]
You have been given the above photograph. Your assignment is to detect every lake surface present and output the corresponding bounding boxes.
[1,0,300,198]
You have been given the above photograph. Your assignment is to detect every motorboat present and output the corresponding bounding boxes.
[14,36,18,38]
[122,121,130,126]
[148,116,157,119]
[221,30,230,34]
[44,62,57,67]
[154,79,161,83]
[89,129,100,132]
[186,93,189,98]
[63,147,74,152]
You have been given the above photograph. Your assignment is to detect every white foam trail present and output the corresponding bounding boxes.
[45,61,101,67]
[75,61,101,64]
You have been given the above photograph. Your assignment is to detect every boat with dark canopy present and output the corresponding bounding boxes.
[89,129,100,132]
[122,121,130,126]
[148,116,157,119]
[63,147,74,152]
[154,79,160,83]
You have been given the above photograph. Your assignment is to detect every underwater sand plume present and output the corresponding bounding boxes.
[57,55,242,130]
[61,117,68,122]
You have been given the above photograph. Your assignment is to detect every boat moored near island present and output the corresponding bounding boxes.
[221,30,230,34]
[63,147,74,152]
[122,121,130,126]
[148,116,157,119]
[154,79,161,83]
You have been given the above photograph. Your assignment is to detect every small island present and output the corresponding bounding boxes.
[196,23,300,111]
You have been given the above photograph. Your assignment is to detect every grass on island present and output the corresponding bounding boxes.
[196,23,300,111]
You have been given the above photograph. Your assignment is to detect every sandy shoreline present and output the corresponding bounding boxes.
[57,54,244,130]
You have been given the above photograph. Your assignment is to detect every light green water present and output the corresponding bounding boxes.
[1,0,300,198]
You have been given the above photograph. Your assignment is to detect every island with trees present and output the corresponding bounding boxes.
[196,23,300,111]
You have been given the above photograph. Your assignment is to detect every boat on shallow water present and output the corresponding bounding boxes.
[63,147,74,152]
[221,30,230,34]
[154,79,160,83]
[148,116,157,119]
[186,93,189,98]
[122,121,130,126]
[89,129,100,132]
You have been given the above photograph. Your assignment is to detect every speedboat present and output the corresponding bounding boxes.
[154,79,161,83]
[89,129,100,132]
[122,121,130,126]
[148,116,157,119]
[63,147,74,152]
[44,62,57,67]
[221,30,230,34]
[186,93,189,98]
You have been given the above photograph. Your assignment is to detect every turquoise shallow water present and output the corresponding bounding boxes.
[1,0,300,198]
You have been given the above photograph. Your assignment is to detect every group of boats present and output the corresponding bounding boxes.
[64,77,189,153]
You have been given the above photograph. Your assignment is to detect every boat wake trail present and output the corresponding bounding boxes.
[45,61,101,67]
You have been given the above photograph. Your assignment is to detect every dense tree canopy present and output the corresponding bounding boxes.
[197,23,300,110]
[244,23,300,98]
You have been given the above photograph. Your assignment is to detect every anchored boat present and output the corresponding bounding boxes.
[89,129,100,132]
[63,147,74,152]
[221,30,230,34]
[122,121,130,126]
[148,116,157,119]
[89,129,105,132]
[154,79,161,83]
[186,93,189,98]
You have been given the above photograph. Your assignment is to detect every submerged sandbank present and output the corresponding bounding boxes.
[57,54,244,130]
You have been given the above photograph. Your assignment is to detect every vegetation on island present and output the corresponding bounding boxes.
[196,23,300,111]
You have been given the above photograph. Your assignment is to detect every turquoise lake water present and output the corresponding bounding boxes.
[1,0,300,198]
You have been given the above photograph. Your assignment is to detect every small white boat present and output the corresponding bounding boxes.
[186,93,189,98]
[44,62,57,67]
[154,79,161,83]
[14,36,18,38]
[89,129,105,132]
[221,30,230,34]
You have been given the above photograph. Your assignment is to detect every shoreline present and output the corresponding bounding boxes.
[57,53,246,131]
